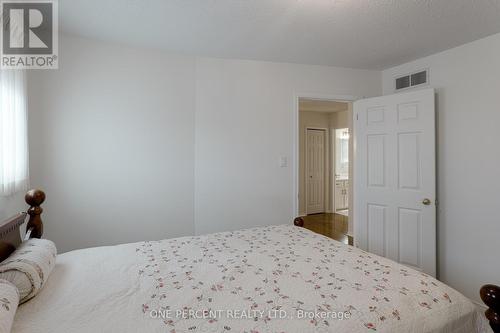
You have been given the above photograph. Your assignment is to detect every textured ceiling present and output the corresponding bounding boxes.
[299,99,348,112]
[60,0,500,69]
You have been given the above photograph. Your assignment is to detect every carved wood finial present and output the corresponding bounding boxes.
[293,217,304,227]
[481,284,500,333]
[25,189,45,239]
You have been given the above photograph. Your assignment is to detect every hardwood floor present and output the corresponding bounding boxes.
[301,213,353,245]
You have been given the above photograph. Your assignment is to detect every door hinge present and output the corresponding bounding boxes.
[356,114,359,120]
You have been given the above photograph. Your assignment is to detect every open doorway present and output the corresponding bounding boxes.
[297,97,354,245]
[334,128,349,216]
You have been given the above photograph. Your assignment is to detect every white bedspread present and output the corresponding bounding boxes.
[13,225,478,332]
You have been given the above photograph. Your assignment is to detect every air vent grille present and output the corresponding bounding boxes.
[396,76,410,90]
[395,69,428,91]
[411,71,427,86]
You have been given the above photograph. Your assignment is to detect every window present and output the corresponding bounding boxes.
[0,70,29,196]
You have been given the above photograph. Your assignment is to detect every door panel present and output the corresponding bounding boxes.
[398,208,421,269]
[367,135,386,187]
[398,132,421,190]
[306,129,326,214]
[367,204,386,257]
[354,88,436,276]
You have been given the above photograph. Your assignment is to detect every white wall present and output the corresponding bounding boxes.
[28,35,197,252]
[330,110,349,129]
[382,32,500,302]
[194,57,380,235]
[24,35,380,253]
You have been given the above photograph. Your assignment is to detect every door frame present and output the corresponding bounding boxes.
[305,127,328,215]
[293,93,358,219]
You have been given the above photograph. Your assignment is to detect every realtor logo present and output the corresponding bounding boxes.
[1,0,58,69]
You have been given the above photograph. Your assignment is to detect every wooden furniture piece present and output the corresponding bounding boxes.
[481,284,500,333]
[293,217,304,227]
[0,189,45,262]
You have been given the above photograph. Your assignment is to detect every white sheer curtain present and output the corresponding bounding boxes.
[0,70,29,196]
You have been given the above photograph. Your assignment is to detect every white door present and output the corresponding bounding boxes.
[354,88,436,276]
[306,129,326,214]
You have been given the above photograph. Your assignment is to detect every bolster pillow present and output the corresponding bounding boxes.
[0,239,57,303]
[0,279,20,333]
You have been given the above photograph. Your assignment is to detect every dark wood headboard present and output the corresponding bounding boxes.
[0,189,45,262]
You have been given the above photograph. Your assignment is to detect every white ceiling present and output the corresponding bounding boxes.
[60,0,500,70]
[299,99,348,113]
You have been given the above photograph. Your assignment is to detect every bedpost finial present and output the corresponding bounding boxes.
[480,284,500,333]
[294,217,304,227]
[25,189,45,207]
[25,189,45,239]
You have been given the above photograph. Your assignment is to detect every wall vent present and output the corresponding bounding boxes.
[395,75,410,90]
[395,69,429,91]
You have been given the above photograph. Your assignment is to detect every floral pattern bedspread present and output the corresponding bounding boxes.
[13,225,478,333]
[136,225,477,333]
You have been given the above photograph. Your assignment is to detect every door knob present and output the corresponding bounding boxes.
[422,198,431,205]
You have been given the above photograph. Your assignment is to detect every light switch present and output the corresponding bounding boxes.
[280,156,288,168]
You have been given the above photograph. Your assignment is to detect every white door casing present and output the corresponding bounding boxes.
[306,129,326,214]
[354,88,436,276]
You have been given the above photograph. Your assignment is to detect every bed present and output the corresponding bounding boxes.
[0,190,497,333]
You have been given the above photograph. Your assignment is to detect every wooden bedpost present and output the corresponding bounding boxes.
[293,217,304,227]
[25,189,45,239]
[480,284,500,333]
[0,189,45,261]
